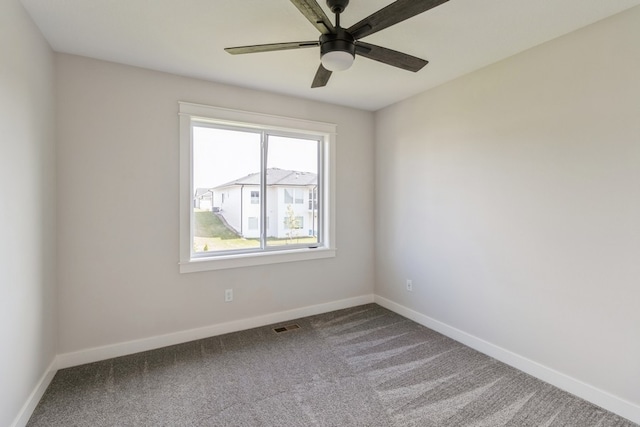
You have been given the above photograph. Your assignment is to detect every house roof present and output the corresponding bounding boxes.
[216,168,317,189]
[194,188,214,198]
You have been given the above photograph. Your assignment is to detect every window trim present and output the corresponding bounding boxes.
[178,102,336,273]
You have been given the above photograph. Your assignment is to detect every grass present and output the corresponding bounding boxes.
[194,210,317,252]
[194,211,239,239]
[266,236,317,246]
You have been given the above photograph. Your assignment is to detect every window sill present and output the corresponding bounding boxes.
[179,247,336,273]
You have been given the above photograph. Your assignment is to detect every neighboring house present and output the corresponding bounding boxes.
[193,188,214,211]
[212,168,318,239]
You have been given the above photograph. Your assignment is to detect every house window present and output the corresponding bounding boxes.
[309,188,318,210]
[248,217,259,230]
[179,102,336,272]
[284,188,304,204]
[250,191,259,204]
[284,189,293,204]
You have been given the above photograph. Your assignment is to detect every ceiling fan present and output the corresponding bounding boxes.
[225,0,450,88]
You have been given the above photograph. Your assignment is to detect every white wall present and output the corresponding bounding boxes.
[0,1,57,426]
[55,54,375,354]
[375,5,640,415]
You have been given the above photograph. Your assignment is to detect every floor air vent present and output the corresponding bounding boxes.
[273,324,301,333]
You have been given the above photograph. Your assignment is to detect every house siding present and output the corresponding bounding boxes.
[216,184,317,239]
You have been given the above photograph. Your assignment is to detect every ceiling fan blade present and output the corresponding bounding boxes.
[356,42,428,72]
[311,64,332,88]
[225,41,319,55]
[348,0,449,40]
[290,0,335,35]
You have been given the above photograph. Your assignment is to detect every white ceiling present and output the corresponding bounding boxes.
[20,0,640,111]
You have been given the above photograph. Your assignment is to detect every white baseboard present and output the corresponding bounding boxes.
[28,294,640,425]
[11,359,57,427]
[57,294,374,369]
[374,295,640,425]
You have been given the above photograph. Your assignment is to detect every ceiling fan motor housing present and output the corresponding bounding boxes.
[320,28,356,58]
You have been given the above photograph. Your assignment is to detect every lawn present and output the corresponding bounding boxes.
[194,211,317,252]
[194,211,239,239]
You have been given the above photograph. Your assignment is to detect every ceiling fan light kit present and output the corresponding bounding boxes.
[321,50,355,71]
[225,0,450,87]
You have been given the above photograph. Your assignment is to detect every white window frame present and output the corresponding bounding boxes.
[179,102,336,272]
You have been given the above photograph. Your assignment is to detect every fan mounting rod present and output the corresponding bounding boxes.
[327,0,349,28]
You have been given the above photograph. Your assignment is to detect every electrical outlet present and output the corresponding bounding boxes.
[224,288,233,302]
[406,279,413,292]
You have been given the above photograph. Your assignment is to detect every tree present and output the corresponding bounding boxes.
[283,204,300,243]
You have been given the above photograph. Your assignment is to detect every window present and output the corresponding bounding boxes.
[250,191,260,204]
[179,102,336,272]
[248,217,259,230]
[284,189,304,205]
[309,188,318,210]
[284,188,304,204]
[284,189,293,204]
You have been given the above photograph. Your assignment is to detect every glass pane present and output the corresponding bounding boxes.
[248,217,259,230]
[265,135,319,248]
[192,126,261,253]
[284,188,293,204]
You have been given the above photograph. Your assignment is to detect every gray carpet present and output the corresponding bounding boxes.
[28,304,637,426]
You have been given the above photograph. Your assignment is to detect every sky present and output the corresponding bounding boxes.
[193,126,319,189]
